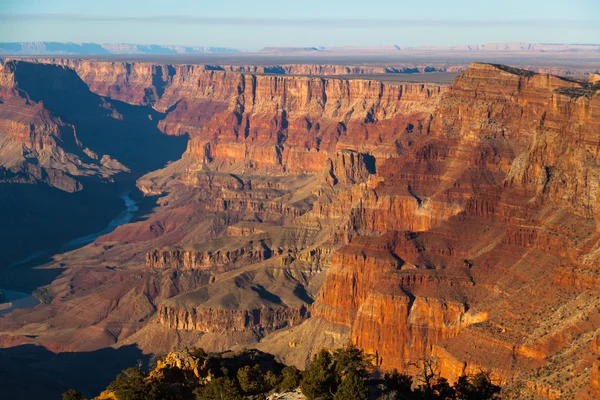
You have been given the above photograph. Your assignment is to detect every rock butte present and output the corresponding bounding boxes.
[0,59,599,399]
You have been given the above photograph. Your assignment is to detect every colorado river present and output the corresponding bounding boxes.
[0,289,41,316]
[8,191,138,269]
[62,191,139,248]
[1,192,139,315]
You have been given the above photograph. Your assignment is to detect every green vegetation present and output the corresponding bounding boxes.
[486,63,535,77]
[300,349,338,399]
[555,84,600,99]
[62,389,85,400]
[334,371,368,400]
[194,377,243,400]
[454,372,502,400]
[279,366,302,391]
[32,286,53,304]
[237,365,270,395]
[106,368,153,400]
[76,344,501,400]
[333,344,373,379]
[383,369,413,395]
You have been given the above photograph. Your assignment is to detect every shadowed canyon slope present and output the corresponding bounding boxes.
[1,59,599,399]
[0,59,187,277]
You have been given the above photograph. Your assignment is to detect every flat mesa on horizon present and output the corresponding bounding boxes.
[0,42,244,55]
[1,41,600,55]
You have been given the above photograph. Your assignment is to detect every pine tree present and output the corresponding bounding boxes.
[194,377,243,400]
[62,389,85,400]
[279,366,302,391]
[332,343,373,379]
[300,350,338,400]
[106,368,149,400]
[333,371,368,400]
[237,364,267,394]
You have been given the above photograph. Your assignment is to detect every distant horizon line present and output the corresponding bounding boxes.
[1,40,600,55]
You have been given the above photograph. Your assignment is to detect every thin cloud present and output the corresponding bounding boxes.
[1,14,598,29]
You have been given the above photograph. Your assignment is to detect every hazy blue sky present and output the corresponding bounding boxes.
[0,0,597,49]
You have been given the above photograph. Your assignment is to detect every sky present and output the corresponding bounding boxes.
[0,0,598,49]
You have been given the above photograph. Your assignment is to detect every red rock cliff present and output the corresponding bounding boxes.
[2,60,599,399]
[312,63,600,398]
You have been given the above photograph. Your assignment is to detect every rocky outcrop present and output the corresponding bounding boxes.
[591,361,600,398]
[324,150,375,185]
[146,240,272,271]
[178,74,444,175]
[0,61,124,191]
[313,233,485,369]
[588,336,600,399]
[0,60,188,186]
[311,63,600,396]
[153,349,204,378]
[159,304,308,333]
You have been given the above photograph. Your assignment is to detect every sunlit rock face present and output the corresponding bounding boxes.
[312,63,600,397]
[1,58,599,398]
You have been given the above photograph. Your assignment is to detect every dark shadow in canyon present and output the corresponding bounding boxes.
[362,153,377,174]
[0,343,149,400]
[0,180,163,291]
[0,179,122,277]
[0,61,188,286]
[12,61,188,175]
[251,284,282,304]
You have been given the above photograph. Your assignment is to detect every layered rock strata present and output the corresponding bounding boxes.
[0,60,598,399]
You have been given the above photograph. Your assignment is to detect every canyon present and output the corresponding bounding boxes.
[0,57,599,399]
